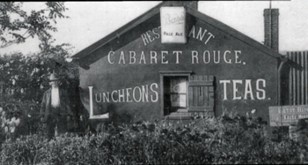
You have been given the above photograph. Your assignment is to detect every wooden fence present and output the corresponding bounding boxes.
[286,51,308,105]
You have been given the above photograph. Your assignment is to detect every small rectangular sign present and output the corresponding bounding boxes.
[269,105,308,126]
[160,7,186,44]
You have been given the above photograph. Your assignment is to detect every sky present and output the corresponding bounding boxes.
[2,0,308,56]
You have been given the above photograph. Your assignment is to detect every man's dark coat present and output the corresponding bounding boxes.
[40,88,74,122]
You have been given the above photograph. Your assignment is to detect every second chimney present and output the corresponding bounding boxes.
[264,8,279,52]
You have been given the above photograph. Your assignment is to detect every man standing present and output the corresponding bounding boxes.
[40,73,74,139]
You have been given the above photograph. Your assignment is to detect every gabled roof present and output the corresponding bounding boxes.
[72,1,287,69]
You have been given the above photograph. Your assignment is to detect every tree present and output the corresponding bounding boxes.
[0,2,80,136]
[0,2,68,49]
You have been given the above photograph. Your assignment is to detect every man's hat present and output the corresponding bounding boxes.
[49,73,59,81]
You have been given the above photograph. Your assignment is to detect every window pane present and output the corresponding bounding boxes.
[171,94,187,107]
[170,77,187,93]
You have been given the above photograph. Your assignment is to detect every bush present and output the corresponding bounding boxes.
[0,135,47,165]
[0,113,305,164]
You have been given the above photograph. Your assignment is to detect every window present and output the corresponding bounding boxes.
[160,71,215,120]
[160,71,192,119]
[163,76,188,115]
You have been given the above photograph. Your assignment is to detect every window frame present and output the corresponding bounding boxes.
[159,71,192,118]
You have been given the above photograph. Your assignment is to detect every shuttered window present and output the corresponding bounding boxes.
[188,75,215,117]
[160,71,215,120]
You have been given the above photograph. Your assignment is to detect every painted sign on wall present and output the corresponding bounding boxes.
[269,105,308,126]
[160,7,186,44]
[78,9,279,122]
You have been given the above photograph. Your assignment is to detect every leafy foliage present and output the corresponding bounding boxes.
[0,1,84,146]
[0,45,79,139]
[0,2,68,48]
[0,51,78,103]
[0,113,306,164]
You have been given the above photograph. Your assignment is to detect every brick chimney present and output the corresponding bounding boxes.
[264,8,279,52]
[163,1,198,10]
